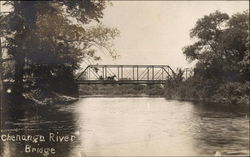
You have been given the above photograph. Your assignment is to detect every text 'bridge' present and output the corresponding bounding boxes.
[76,65,176,84]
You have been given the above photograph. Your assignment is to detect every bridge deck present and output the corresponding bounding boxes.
[76,80,167,84]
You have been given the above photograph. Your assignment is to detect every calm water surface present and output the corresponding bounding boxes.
[1,97,249,156]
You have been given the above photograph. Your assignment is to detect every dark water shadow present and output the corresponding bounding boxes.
[1,101,80,157]
[189,101,249,155]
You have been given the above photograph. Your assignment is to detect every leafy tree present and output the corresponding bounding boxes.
[1,1,119,98]
[175,68,185,82]
[183,10,249,82]
[165,10,249,104]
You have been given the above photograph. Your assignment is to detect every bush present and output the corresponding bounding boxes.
[165,78,249,105]
[213,81,249,105]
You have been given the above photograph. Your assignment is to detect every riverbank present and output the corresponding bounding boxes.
[79,84,165,96]
[164,80,249,106]
[80,94,164,98]
[1,87,78,113]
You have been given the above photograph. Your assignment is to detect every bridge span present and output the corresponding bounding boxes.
[76,65,176,84]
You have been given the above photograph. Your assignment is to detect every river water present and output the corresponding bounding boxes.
[0,97,249,156]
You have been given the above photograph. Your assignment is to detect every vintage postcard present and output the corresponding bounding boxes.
[0,0,249,157]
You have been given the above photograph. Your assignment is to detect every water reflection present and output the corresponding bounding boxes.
[191,102,249,155]
[1,97,249,156]
[1,104,80,157]
[72,98,249,156]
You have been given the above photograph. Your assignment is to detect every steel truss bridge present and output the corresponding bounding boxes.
[76,65,176,84]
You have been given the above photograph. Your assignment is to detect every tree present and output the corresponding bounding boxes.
[1,1,119,98]
[183,10,249,82]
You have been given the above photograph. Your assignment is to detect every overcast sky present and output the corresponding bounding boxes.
[94,1,249,69]
[1,1,249,69]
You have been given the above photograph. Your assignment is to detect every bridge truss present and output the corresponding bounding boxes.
[76,65,176,84]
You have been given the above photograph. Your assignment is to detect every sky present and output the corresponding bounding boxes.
[0,1,249,70]
[94,1,249,69]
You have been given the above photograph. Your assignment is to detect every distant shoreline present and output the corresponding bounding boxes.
[79,95,164,98]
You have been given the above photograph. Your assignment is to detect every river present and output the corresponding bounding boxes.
[0,97,249,156]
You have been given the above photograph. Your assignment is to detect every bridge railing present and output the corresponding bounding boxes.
[76,65,176,84]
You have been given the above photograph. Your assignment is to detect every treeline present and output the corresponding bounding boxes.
[0,1,118,106]
[165,10,249,105]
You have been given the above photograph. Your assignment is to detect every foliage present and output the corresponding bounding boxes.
[183,10,249,82]
[1,1,119,101]
[212,81,249,104]
[166,10,249,105]
[79,84,165,96]
[175,68,185,82]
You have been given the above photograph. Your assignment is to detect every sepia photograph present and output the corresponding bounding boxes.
[0,0,249,156]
